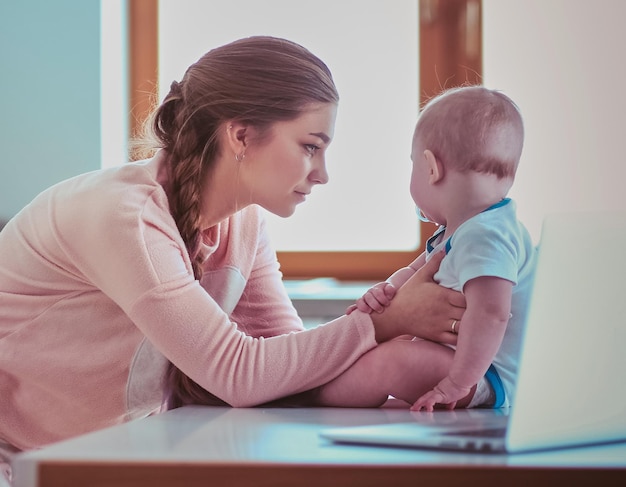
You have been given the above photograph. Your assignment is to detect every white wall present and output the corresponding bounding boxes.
[483,0,626,242]
[0,0,104,222]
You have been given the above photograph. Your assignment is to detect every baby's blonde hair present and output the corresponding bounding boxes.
[415,86,524,179]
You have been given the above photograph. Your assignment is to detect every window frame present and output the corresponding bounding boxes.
[127,0,482,281]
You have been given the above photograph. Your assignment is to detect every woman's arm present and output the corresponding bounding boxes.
[88,200,463,407]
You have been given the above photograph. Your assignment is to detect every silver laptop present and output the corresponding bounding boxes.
[321,211,626,453]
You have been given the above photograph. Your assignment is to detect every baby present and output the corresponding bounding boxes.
[318,86,537,410]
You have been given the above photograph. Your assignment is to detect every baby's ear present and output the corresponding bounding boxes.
[424,149,443,184]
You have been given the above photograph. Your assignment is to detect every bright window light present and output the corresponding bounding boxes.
[100,0,128,169]
[159,0,420,251]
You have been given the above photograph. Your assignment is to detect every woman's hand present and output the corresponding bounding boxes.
[370,251,465,344]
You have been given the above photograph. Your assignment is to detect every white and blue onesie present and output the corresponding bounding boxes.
[425,198,537,407]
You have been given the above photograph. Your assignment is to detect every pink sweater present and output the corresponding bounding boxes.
[0,154,376,450]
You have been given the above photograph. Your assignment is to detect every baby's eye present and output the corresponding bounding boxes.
[304,144,320,155]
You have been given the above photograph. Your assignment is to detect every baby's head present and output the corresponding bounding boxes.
[413,86,524,180]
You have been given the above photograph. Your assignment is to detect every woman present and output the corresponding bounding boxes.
[0,36,464,464]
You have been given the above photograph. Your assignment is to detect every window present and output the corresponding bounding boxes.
[128,0,482,280]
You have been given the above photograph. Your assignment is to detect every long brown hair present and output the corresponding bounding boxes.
[135,36,339,409]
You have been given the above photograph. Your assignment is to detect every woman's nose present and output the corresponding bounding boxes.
[310,159,329,185]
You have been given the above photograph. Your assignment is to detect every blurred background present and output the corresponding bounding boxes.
[1,0,625,284]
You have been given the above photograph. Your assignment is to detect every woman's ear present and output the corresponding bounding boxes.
[423,149,443,184]
[225,122,248,158]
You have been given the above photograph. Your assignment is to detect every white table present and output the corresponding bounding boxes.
[13,405,626,486]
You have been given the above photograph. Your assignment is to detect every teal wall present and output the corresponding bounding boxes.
[0,0,102,222]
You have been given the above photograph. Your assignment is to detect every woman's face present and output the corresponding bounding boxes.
[243,103,337,218]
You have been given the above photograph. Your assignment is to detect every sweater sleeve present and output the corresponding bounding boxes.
[130,282,376,406]
[54,174,377,407]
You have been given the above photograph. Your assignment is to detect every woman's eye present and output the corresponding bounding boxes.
[304,144,320,155]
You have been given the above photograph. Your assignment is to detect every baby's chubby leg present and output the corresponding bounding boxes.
[316,339,466,407]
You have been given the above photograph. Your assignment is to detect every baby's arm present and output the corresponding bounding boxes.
[347,253,426,314]
[388,252,426,288]
[411,275,513,411]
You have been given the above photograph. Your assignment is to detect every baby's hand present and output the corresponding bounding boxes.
[410,377,472,412]
[346,282,397,315]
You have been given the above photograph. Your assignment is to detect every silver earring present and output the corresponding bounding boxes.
[235,152,245,162]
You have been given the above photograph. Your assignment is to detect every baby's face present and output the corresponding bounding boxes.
[409,135,435,222]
